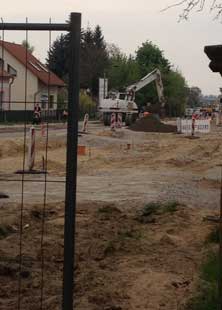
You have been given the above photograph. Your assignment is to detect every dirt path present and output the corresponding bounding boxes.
[0,121,222,309]
[0,165,219,209]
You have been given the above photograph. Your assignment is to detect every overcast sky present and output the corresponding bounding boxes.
[2,0,222,95]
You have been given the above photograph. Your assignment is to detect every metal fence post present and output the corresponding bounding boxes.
[63,12,81,310]
[218,167,222,310]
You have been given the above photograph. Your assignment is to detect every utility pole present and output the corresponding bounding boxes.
[218,167,222,310]
[219,88,222,126]
[103,71,106,99]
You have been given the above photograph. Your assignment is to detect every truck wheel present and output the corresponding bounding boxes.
[125,114,132,126]
[132,114,137,123]
[103,113,111,126]
[125,114,137,126]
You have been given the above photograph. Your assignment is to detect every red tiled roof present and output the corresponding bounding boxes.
[0,41,65,87]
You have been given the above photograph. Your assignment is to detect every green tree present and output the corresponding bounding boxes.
[93,25,106,49]
[47,25,109,96]
[21,40,34,54]
[134,41,171,108]
[136,41,171,75]
[107,45,140,91]
[186,86,202,108]
[46,34,69,81]
[164,70,188,116]
[79,90,97,118]
[81,25,109,95]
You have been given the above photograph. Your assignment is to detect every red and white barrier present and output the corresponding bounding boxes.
[28,126,35,171]
[117,113,122,128]
[111,113,116,131]
[177,118,211,134]
[82,113,89,132]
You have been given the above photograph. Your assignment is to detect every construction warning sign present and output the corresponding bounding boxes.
[177,118,211,134]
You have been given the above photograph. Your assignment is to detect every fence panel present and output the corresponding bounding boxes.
[0,13,81,310]
[177,118,211,134]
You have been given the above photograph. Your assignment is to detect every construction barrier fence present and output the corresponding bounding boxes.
[177,118,211,134]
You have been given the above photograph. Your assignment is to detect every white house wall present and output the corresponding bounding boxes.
[0,47,39,111]
[0,47,60,111]
[37,83,58,110]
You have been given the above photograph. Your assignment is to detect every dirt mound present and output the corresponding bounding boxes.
[130,115,177,133]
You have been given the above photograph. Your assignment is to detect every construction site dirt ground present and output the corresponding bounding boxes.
[0,120,221,309]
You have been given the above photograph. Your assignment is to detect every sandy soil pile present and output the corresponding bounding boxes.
[130,115,177,133]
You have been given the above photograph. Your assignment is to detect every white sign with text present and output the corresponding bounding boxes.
[177,118,211,134]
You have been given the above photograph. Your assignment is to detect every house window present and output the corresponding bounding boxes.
[41,101,46,110]
[0,58,4,69]
[7,64,17,76]
[41,94,48,110]
[49,95,54,109]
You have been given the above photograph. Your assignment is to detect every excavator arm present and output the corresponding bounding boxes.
[126,69,165,107]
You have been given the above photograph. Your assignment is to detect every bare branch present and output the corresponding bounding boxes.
[160,0,188,12]
[161,0,222,20]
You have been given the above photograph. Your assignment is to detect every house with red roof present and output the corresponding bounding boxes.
[0,41,65,111]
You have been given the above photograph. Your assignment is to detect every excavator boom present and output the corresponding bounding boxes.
[126,69,165,107]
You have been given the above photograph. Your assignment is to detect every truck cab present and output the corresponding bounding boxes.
[98,91,138,126]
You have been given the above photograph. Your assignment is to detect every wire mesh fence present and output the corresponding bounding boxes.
[0,13,81,310]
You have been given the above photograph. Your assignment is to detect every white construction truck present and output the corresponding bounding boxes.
[98,69,165,126]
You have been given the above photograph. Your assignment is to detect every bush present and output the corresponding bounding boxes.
[141,202,162,217]
[79,90,97,119]
[186,253,218,310]
[163,201,180,213]
[0,224,15,239]
[141,200,180,217]
[206,228,220,244]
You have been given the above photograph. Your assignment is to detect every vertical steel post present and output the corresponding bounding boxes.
[218,167,222,310]
[103,71,106,99]
[63,12,81,310]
